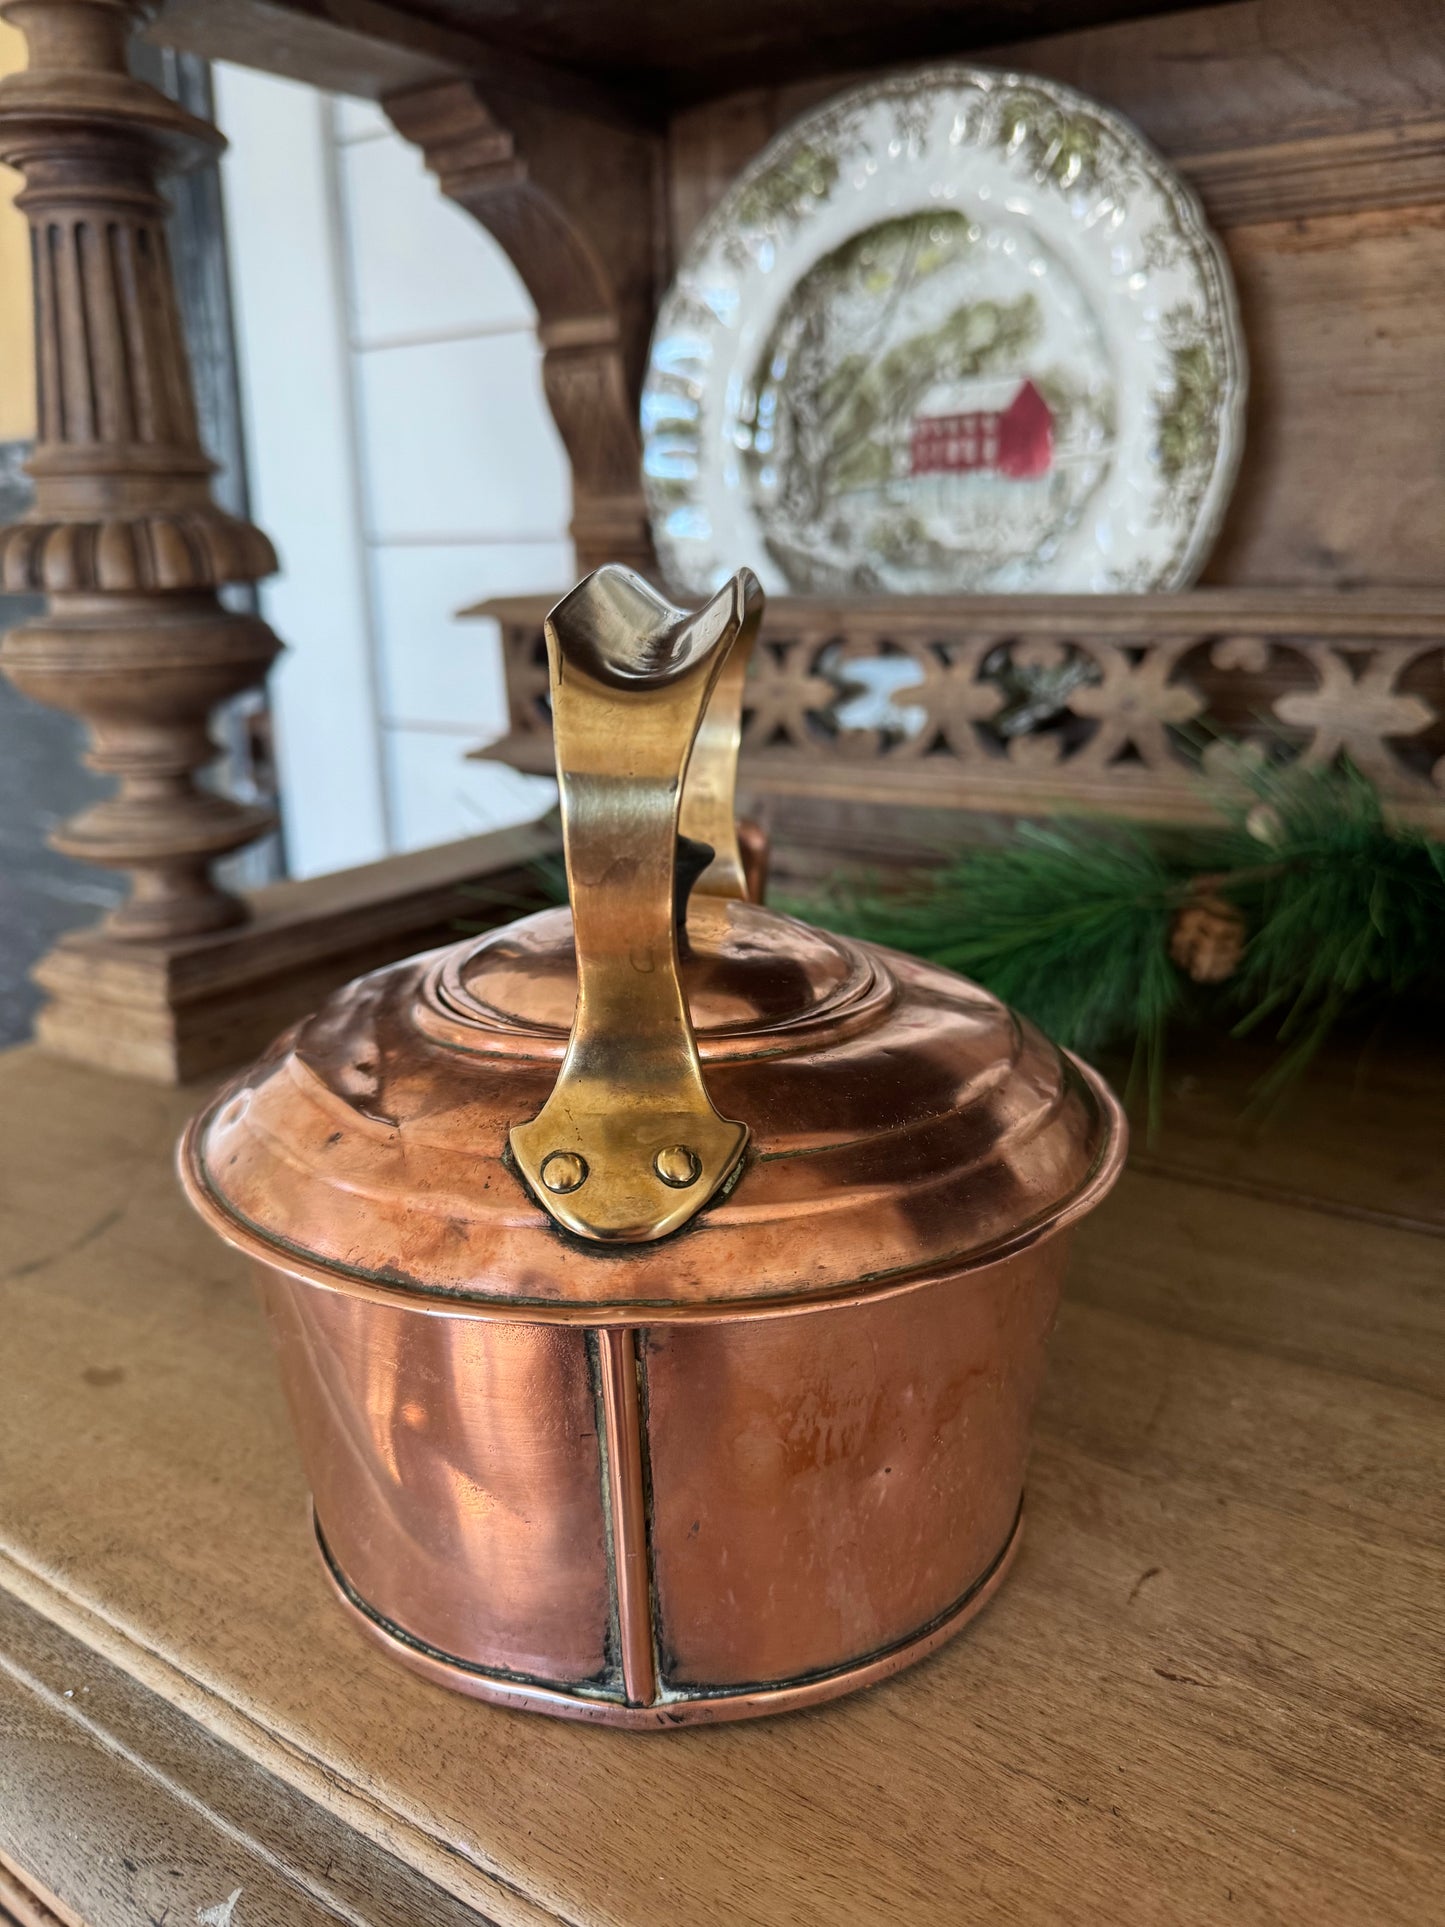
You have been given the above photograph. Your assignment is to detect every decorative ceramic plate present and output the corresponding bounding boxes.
[642,67,1246,597]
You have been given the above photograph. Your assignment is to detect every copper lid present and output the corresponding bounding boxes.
[182,568,1123,1322]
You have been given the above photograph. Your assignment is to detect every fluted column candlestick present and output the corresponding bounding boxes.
[0,0,282,941]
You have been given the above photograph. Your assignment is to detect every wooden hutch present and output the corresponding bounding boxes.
[0,2,1441,1922]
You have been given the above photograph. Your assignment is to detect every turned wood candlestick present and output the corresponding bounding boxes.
[0,0,282,941]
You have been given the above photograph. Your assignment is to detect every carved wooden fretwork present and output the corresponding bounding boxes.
[472,591,1445,831]
[0,0,283,941]
[386,78,662,575]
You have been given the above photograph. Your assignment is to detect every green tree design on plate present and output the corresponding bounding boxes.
[992,86,1109,193]
[744,211,1043,528]
[728,145,842,247]
[1154,305,1222,517]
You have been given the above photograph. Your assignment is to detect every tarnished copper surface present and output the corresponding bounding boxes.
[599,1327,656,1705]
[257,1269,612,1686]
[736,816,770,902]
[180,917,1121,1319]
[645,1242,1067,1688]
[180,561,1127,1728]
[436,894,876,1044]
[315,1501,1023,1728]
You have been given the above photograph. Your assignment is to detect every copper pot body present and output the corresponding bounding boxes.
[251,1230,1071,1727]
[181,567,1126,1728]
[183,890,1124,1728]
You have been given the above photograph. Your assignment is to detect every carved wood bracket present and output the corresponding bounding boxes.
[386,78,663,574]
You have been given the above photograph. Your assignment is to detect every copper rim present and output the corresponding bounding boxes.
[313,1499,1024,1730]
[176,1061,1125,1327]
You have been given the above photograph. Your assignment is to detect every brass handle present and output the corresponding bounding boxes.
[509,565,760,1243]
[678,581,761,901]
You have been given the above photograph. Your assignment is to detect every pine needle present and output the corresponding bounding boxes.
[810,822,1201,1135]
[1221,762,1445,1109]
[828,825,1180,1053]
[800,759,1445,1129]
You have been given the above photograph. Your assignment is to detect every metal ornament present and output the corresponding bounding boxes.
[179,564,1126,1729]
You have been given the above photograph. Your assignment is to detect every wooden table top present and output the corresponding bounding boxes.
[0,1037,1441,1926]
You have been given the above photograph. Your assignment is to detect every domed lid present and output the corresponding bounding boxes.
[181,568,1124,1321]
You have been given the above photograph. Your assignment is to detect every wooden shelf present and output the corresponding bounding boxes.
[150,0,1223,112]
[0,1032,1441,1922]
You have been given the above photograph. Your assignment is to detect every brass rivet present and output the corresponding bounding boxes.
[654,1144,701,1188]
[541,1151,588,1194]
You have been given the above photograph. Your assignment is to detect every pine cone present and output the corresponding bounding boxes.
[1169,877,1246,984]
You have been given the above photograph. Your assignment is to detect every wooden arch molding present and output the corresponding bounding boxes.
[385,79,663,575]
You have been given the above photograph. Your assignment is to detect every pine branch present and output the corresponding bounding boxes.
[799,758,1445,1128]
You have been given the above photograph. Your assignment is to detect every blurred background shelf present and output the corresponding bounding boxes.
[3,0,1444,1068]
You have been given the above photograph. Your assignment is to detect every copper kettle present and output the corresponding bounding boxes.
[180,566,1125,1728]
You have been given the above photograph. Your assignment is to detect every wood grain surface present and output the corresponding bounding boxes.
[30,819,557,1083]
[0,1590,491,1927]
[664,0,1445,244]
[148,0,1240,110]
[1207,206,1445,588]
[0,1038,1440,1925]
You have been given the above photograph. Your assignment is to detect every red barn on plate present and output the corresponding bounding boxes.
[909,378,1053,480]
